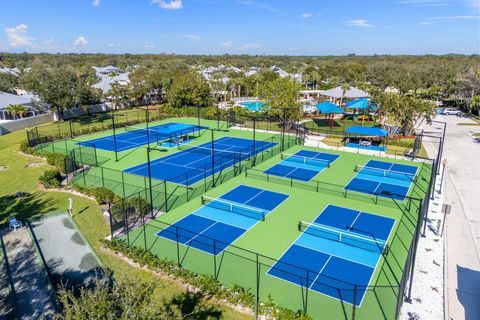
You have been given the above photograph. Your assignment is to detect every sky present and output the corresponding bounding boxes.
[0,0,479,55]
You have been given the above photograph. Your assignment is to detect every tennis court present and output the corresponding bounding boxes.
[268,204,395,306]
[77,122,207,152]
[124,136,277,185]
[345,160,418,200]
[155,185,289,255]
[263,150,339,182]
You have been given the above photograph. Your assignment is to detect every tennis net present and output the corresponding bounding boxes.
[298,221,387,253]
[178,144,248,160]
[354,164,416,182]
[125,126,160,138]
[281,153,331,168]
[201,196,266,221]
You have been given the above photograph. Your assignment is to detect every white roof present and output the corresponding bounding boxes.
[0,91,33,109]
[321,86,369,99]
[91,72,130,93]
[0,67,19,77]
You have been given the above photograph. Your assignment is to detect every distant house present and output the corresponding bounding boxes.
[269,66,290,78]
[0,67,20,77]
[245,67,259,77]
[385,86,400,94]
[92,65,122,76]
[0,91,40,120]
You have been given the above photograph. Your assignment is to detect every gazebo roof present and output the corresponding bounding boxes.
[322,86,369,99]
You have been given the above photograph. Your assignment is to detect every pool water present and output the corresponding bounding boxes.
[239,101,264,112]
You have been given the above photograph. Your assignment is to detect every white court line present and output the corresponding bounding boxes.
[309,255,333,289]
[347,212,362,232]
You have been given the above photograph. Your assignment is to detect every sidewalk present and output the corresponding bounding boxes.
[1,227,57,319]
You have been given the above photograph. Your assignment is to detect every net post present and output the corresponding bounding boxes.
[101,167,105,187]
[352,284,358,319]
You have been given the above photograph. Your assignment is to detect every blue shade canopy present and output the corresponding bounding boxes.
[345,126,388,137]
[316,102,345,114]
[345,98,370,109]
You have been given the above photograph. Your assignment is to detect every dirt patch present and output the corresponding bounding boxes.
[24,162,43,168]
[0,164,7,171]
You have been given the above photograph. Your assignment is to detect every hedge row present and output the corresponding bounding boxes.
[102,239,311,320]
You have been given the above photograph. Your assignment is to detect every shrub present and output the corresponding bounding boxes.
[39,170,61,188]
[91,187,118,204]
[19,140,36,155]
[45,152,67,173]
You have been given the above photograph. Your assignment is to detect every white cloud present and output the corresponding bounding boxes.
[181,34,201,41]
[428,15,480,20]
[223,40,233,48]
[464,0,480,10]
[44,38,56,46]
[74,36,88,47]
[398,0,448,7]
[240,43,262,49]
[92,0,101,7]
[346,19,373,27]
[150,0,183,10]
[421,15,480,24]
[301,13,312,18]
[5,24,33,48]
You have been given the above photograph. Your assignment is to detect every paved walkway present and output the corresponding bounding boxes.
[420,115,480,320]
[1,227,57,319]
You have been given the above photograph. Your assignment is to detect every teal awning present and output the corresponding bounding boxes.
[345,98,370,109]
[345,126,388,137]
[316,102,345,114]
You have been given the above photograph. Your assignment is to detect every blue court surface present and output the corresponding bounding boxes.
[156,185,289,255]
[124,136,277,185]
[77,122,207,152]
[345,160,418,200]
[268,205,395,306]
[263,150,340,182]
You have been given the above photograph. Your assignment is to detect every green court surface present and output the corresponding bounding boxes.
[36,117,294,211]
[122,144,432,320]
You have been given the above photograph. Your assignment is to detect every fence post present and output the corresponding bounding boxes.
[352,284,358,319]
[304,270,309,313]
[176,226,181,266]
[213,240,217,279]
[254,253,260,320]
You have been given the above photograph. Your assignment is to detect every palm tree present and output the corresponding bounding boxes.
[5,104,28,119]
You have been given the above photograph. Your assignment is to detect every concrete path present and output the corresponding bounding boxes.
[420,115,480,320]
[1,227,57,319]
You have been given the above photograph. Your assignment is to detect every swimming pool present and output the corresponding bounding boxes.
[239,101,264,112]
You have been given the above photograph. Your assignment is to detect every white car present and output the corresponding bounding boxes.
[443,108,461,116]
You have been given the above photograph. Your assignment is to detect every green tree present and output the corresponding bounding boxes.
[54,278,221,320]
[167,72,212,108]
[470,95,480,115]
[374,93,436,136]
[258,77,302,126]
[23,67,79,119]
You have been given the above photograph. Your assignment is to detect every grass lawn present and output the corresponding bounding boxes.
[0,128,250,319]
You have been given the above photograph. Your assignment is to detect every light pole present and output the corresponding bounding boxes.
[439,159,447,194]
